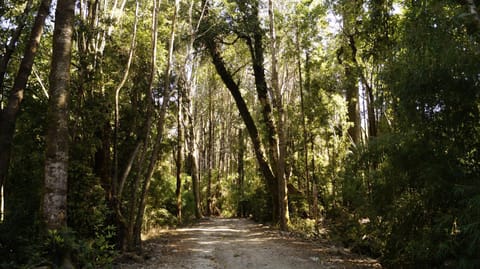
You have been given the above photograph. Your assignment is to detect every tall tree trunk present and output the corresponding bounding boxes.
[113,0,139,196]
[184,74,201,219]
[206,83,213,216]
[311,139,318,218]
[0,0,52,202]
[268,0,289,230]
[295,27,309,199]
[42,0,74,266]
[237,128,245,217]
[43,0,74,231]
[183,0,203,220]
[175,87,183,223]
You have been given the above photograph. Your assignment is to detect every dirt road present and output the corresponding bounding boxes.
[115,218,381,269]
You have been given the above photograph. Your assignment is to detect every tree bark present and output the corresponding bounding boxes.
[0,0,52,200]
[42,0,74,230]
[268,0,289,230]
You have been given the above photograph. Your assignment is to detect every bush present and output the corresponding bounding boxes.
[42,227,116,268]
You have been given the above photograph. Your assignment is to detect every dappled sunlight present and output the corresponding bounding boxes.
[123,218,381,268]
[176,227,248,233]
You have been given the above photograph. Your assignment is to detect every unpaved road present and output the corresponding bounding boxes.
[115,218,381,269]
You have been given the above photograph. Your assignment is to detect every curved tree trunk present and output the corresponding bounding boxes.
[204,38,278,221]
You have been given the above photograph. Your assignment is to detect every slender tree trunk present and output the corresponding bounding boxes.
[125,0,160,251]
[184,77,201,219]
[311,140,318,219]
[113,0,139,195]
[304,52,312,211]
[183,0,202,220]
[0,0,52,200]
[133,0,178,249]
[237,128,245,217]
[206,83,213,216]
[175,88,183,223]
[295,27,310,198]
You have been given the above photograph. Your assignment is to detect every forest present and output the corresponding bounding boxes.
[1,0,479,267]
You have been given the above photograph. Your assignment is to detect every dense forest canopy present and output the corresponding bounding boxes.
[1,0,480,267]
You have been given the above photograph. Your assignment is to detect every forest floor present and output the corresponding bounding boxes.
[114,218,381,269]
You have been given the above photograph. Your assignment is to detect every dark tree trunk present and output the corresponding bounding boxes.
[0,0,52,199]
[206,83,213,216]
[204,38,278,222]
[175,88,183,223]
[237,128,245,217]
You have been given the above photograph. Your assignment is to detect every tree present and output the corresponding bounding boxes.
[0,0,34,92]
[268,0,289,230]
[42,0,74,265]
[0,0,52,208]
[42,0,74,231]
[335,0,362,145]
[198,0,291,226]
[133,0,179,249]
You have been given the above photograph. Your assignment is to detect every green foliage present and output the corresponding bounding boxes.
[0,89,46,268]
[289,218,320,239]
[144,168,179,231]
[243,166,272,222]
[68,161,110,238]
[332,1,480,267]
[42,227,116,268]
